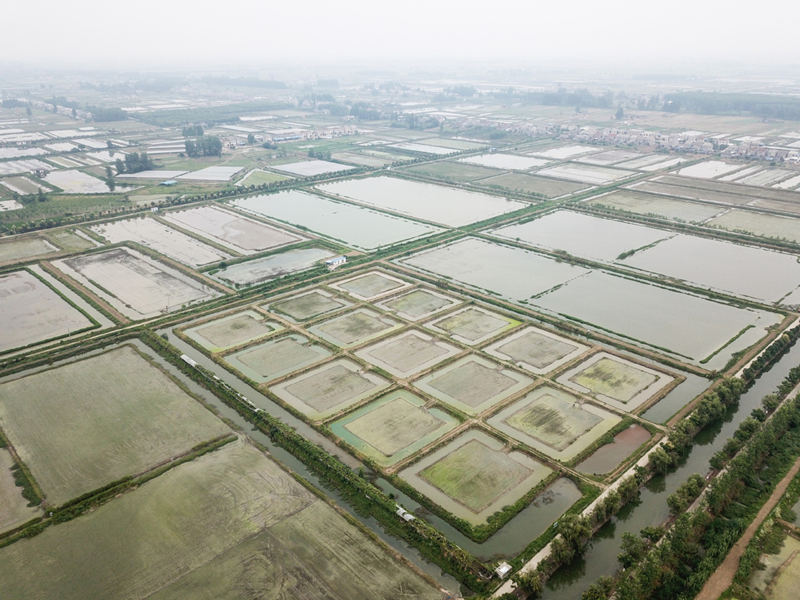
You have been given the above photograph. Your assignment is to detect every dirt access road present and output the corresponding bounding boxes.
[694,455,800,600]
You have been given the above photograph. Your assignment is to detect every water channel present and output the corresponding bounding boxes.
[542,342,800,599]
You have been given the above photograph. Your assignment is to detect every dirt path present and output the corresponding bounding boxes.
[695,455,800,600]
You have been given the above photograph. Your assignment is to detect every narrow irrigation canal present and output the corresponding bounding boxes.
[541,343,800,600]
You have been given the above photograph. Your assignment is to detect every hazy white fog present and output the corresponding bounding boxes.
[3,0,800,68]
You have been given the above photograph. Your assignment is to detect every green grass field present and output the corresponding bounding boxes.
[0,440,440,600]
[478,172,588,198]
[404,160,501,183]
[0,345,229,505]
[237,169,291,186]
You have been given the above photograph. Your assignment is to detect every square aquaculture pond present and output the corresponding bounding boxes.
[375,287,461,321]
[265,288,351,323]
[398,429,552,526]
[330,270,412,301]
[308,308,401,348]
[425,305,520,346]
[328,390,459,467]
[487,385,620,462]
[484,326,589,374]
[556,351,676,412]
[413,355,532,416]
[269,358,390,421]
[181,310,283,353]
[354,330,461,378]
[223,334,332,384]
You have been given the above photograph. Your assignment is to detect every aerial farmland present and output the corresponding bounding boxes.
[2,57,800,600]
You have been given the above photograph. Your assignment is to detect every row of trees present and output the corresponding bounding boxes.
[114,152,154,174]
[181,125,203,137]
[600,364,800,600]
[184,135,222,157]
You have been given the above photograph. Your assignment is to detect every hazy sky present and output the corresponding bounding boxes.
[4,0,800,69]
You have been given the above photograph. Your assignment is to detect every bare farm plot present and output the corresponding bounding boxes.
[90,217,231,267]
[0,175,51,195]
[0,270,94,352]
[532,145,599,160]
[162,205,304,255]
[676,160,744,179]
[617,154,685,171]
[331,151,393,168]
[487,385,621,462]
[578,150,645,165]
[116,170,187,180]
[42,169,116,194]
[266,288,351,322]
[224,334,332,384]
[773,174,800,190]
[176,166,242,181]
[270,358,391,421]
[536,163,635,185]
[403,161,502,183]
[0,448,41,534]
[331,270,412,300]
[391,142,456,155]
[319,176,527,227]
[557,352,675,412]
[732,168,795,187]
[484,326,589,375]
[355,330,460,378]
[0,159,52,177]
[212,247,335,287]
[309,308,401,348]
[399,429,552,525]
[0,440,441,600]
[235,168,291,186]
[53,247,220,320]
[585,189,724,223]
[425,305,520,345]
[459,153,549,170]
[270,159,356,177]
[329,389,459,467]
[0,345,229,505]
[181,309,283,352]
[413,354,532,415]
[0,235,58,264]
[376,287,460,321]
[478,172,589,198]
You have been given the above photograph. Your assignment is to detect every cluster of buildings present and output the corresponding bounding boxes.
[508,121,800,165]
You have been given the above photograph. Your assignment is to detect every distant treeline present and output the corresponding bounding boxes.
[509,88,616,109]
[87,106,127,122]
[199,76,286,89]
[494,86,800,120]
[137,100,292,127]
[663,91,800,120]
